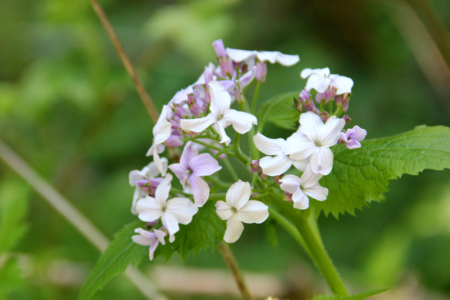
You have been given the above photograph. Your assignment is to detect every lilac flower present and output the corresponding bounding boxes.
[216,181,269,243]
[180,81,257,145]
[146,105,173,175]
[253,132,309,176]
[299,89,318,114]
[136,174,198,236]
[287,112,345,175]
[279,166,328,210]
[168,142,222,207]
[132,228,166,261]
[301,68,353,94]
[129,159,168,214]
[336,94,350,112]
[315,87,336,104]
[340,126,367,149]
[220,66,257,102]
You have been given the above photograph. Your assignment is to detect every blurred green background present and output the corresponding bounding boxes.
[1,0,450,299]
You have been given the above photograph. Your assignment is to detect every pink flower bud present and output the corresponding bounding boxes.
[256,61,267,82]
[250,160,261,173]
[336,93,350,112]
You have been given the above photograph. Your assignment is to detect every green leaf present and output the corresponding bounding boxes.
[157,200,226,261]
[0,256,26,296]
[310,288,388,299]
[315,126,450,217]
[0,179,29,254]
[78,220,148,300]
[257,91,300,130]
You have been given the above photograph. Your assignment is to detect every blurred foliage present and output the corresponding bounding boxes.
[1,0,450,299]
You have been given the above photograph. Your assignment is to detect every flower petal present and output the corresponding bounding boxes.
[310,147,334,175]
[166,197,198,224]
[256,51,299,66]
[330,75,353,95]
[188,175,210,207]
[180,142,198,169]
[305,74,330,93]
[131,187,145,215]
[280,174,301,194]
[226,180,251,210]
[214,121,231,145]
[224,214,244,243]
[320,116,345,147]
[154,174,172,206]
[292,189,309,209]
[226,48,256,62]
[153,105,172,145]
[161,211,180,236]
[285,131,315,160]
[153,229,167,245]
[168,163,188,187]
[136,197,163,222]
[299,112,324,142]
[292,157,309,172]
[253,132,285,156]
[237,200,269,224]
[223,109,257,134]
[259,155,292,176]
[303,184,328,201]
[180,113,216,133]
[300,68,330,78]
[190,153,222,177]
[209,81,231,117]
[216,200,233,220]
[299,165,323,188]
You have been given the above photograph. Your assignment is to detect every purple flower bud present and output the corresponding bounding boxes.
[170,119,180,130]
[145,221,159,229]
[284,192,293,202]
[212,39,227,59]
[220,60,235,77]
[256,61,267,82]
[188,94,204,118]
[165,132,184,147]
[259,171,267,181]
[343,115,351,124]
[319,111,330,122]
[300,90,319,114]
[204,69,214,85]
[172,104,191,119]
[250,160,261,173]
[274,175,284,185]
[340,126,367,149]
[251,192,259,199]
[336,93,350,112]
[315,88,336,104]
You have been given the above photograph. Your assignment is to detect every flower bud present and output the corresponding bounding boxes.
[319,111,330,122]
[256,61,267,82]
[250,160,261,173]
[343,115,351,124]
[299,89,319,114]
[336,93,350,112]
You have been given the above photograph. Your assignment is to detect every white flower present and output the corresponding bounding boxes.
[129,159,168,214]
[287,112,345,175]
[146,105,172,175]
[253,132,309,176]
[301,68,353,94]
[279,166,328,209]
[226,48,300,66]
[132,228,166,261]
[180,81,257,145]
[136,174,199,236]
[215,180,269,243]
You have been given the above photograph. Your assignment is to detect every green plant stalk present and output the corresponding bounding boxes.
[295,213,349,296]
[251,81,261,115]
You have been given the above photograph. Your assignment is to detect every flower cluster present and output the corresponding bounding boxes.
[129,39,367,260]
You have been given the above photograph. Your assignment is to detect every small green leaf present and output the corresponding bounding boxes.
[310,288,388,299]
[257,91,300,130]
[78,221,147,300]
[315,126,450,217]
[0,179,29,254]
[157,200,226,261]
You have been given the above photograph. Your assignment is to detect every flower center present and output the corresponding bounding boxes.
[231,207,238,213]
[314,139,322,147]
[217,113,224,120]
[161,205,167,212]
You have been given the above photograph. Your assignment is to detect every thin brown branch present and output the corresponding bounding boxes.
[89,0,159,123]
[217,241,254,300]
[0,140,167,300]
[387,0,450,117]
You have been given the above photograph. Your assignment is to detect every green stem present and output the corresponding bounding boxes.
[184,138,222,152]
[223,157,239,182]
[251,81,261,115]
[328,100,333,113]
[295,213,349,296]
[268,208,313,259]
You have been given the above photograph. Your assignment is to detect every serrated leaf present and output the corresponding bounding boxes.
[157,200,226,261]
[78,220,147,300]
[310,288,388,299]
[257,91,300,130]
[0,180,29,254]
[315,126,450,217]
